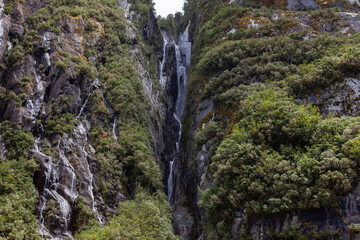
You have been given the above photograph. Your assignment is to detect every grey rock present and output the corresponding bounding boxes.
[299,0,320,9]
[287,0,306,10]
[305,78,360,116]
[173,205,194,240]
[118,0,131,18]
[0,0,11,62]
[196,99,214,127]
[0,138,7,160]
[116,192,126,204]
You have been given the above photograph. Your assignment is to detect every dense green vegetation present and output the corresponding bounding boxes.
[77,192,179,240]
[177,0,360,238]
[200,85,360,237]
[0,122,40,239]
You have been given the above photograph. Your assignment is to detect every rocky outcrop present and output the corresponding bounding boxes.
[118,0,131,18]
[222,10,360,41]
[230,181,360,239]
[306,78,360,116]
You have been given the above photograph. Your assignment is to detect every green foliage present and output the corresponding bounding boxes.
[77,192,179,240]
[0,122,40,240]
[44,113,77,135]
[200,86,360,236]
[72,196,100,233]
[287,42,360,95]
[157,12,183,39]
[180,2,360,238]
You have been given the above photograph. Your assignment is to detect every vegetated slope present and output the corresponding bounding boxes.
[0,0,177,239]
[179,0,360,239]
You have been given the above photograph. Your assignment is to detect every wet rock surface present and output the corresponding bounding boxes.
[0,0,165,238]
[160,24,196,239]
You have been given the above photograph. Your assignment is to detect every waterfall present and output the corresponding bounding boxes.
[59,150,79,202]
[112,116,118,143]
[103,96,118,142]
[160,32,169,89]
[166,23,192,203]
[74,122,105,224]
[168,160,174,202]
[34,69,45,116]
[75,85,106,224]
[36,139,54,239]
[29,61,45,122]
[35,138,77,239]
[76,78,100,120]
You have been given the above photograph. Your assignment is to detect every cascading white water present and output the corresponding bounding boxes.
[59,150,79,202]
[179,23,192,68]
[29,62,46,122]
[103,96,118,142]
[160,32,169,89]
[166,23,192,203]
[74,122,105,224]
[75,83,106,224]
[34,69,45,115]
[167,160,174,202]
[37,78,107,238]
[76,78,100,120]
[173,113,182,149]
[35,138,76,239]
[112,116,118,143]
[36,139,54,239]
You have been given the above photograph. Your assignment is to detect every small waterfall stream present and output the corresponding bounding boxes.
[36,78,107,238]
[103,96,118,142]
[74,122,105,224]
[28,61,45,122]
[35,138,77,240]
[76,78,100,120]
[75,80,106,224]
[160,31,169,89]
[30,55,78,239]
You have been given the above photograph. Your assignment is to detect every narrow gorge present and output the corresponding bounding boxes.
[3,0,360,239]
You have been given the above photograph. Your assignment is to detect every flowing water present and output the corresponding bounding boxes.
[76,78,100,120]
[103,96,118,142]
[35,139,76,239]
[29,61,45,122]
[74,122,105,224]
[159,32,169,89]
[166,23,191,204]
[75,82,106,224]
[36,78,104,238]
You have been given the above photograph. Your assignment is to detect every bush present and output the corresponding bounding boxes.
[77,192,179,240]
[200,87,360,235]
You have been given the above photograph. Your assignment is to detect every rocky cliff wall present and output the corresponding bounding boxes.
[178,0,360,239]
[0,0,172,238]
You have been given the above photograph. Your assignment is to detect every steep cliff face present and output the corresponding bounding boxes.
[176,0,360,239]
[158,23,195,240]
[0,0,177,239]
